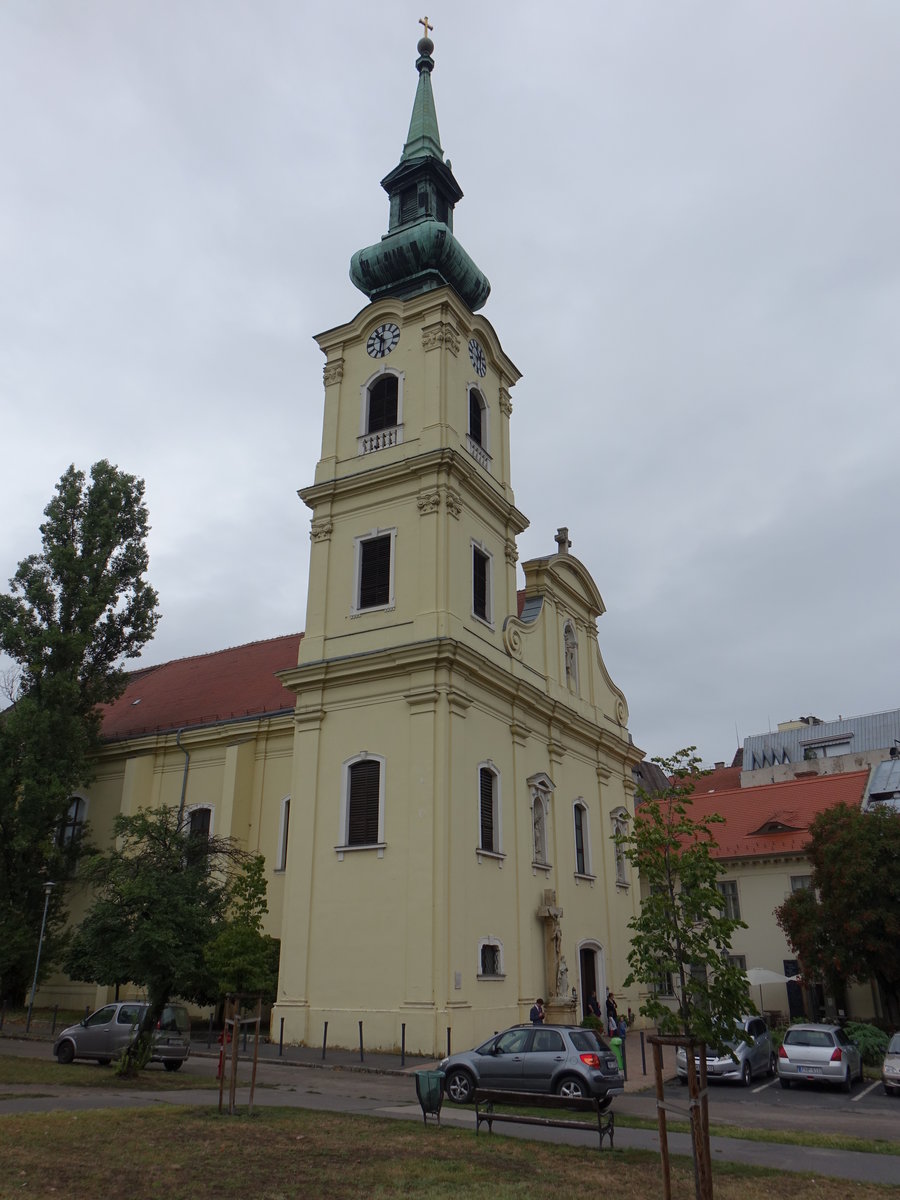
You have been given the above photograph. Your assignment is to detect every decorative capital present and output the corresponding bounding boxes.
[445,489,462,519]
[310,519,333,543]
[323,360,344,387]
[504,539,518,566]
[499,387,513,417]
[422,321,460,354]
[417,491,441,515]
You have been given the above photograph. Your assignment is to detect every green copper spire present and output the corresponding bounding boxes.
[349,27,490,312]
[401,31,443,161]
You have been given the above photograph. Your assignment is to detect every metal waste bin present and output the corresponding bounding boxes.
[415,1069,445,1125]
[610,1036,624,1071]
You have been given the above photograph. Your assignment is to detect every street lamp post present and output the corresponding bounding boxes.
[25,881,55,1033]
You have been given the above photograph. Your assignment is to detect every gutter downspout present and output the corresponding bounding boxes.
[176,728,190,827]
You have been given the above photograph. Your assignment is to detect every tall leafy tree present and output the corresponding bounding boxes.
[64,807,265,1072]
[620,748,750,1044]
[776,801,900,1025]
[0,461,159,1004]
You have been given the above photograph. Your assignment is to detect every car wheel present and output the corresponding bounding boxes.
[779,1077,791,1089]
[741,1061,751,1087]
[163,1060,183,1072]
[767,1053,777,1078]
[56,1041,75,1065]
[445,1068,475,1105]
[96,1058,111,1066]
[841,1069,852,1093]
[557,1076,587,1098]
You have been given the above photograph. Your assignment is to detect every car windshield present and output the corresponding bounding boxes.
[888,1034,900,1054]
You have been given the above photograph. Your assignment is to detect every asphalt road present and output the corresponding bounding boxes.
[2,1038,899,1186]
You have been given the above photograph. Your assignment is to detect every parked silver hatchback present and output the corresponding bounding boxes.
[675,1016,775,1086]
[777,1022,862,1092]
[53,1001,191,1071]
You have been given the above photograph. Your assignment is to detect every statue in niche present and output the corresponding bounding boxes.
[564,623,577,690]
[533,799,546,864]
[557,955,569,999]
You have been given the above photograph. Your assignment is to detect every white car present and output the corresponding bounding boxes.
[882,1032,900,1096]
[777,1023,862,1092]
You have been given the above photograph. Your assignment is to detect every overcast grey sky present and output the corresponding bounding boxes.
[2,1,899,766]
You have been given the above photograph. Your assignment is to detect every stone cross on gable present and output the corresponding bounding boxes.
[554,527,571,555]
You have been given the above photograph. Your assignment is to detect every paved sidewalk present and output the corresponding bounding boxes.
[190,1026,672,1093]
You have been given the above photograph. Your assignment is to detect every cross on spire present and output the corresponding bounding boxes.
[419,15,433,38]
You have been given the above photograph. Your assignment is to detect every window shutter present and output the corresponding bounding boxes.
[348,760,380,845]
[479,768,495,851]
[574,806,585,874]
[473,549,488,619]
[359,535,392,608]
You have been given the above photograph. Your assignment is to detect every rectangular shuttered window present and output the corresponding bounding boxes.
[481,944,500,975]
[473,548,489,620]
[359,535,392,609]
[574,806,586,874]
[469,390,483,445]
[479,768,495,852]
[347,760,381,846]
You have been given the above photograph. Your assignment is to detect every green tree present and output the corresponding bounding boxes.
[0,461,159,1005]
[776,801,900,1025]
[620,748,750,1045]
[64,806,265,1073]
[204,855,280,1000]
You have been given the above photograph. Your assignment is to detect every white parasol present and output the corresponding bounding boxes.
[745,967,799,1014]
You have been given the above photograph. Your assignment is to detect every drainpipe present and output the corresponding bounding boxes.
[175,728,190,827]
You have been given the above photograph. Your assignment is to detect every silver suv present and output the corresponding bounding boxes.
[675,1016,775,1086]
[439,1023,625,1106]
[53,1001,191,1071]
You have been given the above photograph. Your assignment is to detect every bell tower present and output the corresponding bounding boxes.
[274,28,641,1056]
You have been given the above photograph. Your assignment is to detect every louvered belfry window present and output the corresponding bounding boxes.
[368,375,398,433]
[347,759,380,846]
[479,767,496,852]
[469,389,483,446]
[574,805,586,874]
[359,534,392,608]
[473,548,488,620]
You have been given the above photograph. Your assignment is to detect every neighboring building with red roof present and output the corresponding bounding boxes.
[647,770,874,1024]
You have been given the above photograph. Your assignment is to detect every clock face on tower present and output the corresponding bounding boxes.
[468,337,487,377]
[366,322,400,358]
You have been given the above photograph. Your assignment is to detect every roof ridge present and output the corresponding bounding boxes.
[125,632,303,674]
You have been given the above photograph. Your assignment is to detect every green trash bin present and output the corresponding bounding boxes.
[610,1036,624,1072]
[415,1069,445,1125]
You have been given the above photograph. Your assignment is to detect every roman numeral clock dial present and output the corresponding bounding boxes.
[366,322,400,358]
[468,337,487,377]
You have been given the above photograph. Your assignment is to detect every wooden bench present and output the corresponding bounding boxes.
[474,1088,615,1150]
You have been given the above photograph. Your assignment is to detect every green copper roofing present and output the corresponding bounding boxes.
[349,31,490,313]
[402,38,443,161]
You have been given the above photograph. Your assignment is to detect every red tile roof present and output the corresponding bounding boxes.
[101,634,302,741]
[678,771,869,860]
[694,763,743,792]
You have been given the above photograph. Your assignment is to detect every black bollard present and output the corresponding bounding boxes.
[321,1021,328,1060]
[207,1011,214,1050]
[358,1020,364,1063]
[401,1022,406,1067]
[640,1030,647,1075]
[446,1026,451,1057]
[51,1005,59,1036]
[279,1017,285,1057]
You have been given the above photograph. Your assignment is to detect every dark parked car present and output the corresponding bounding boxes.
[53,1001,191,1070]
[439,1023,624,1106]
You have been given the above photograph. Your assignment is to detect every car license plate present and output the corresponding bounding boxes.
[801,1066,822,1075]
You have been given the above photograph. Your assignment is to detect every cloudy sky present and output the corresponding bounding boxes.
[2,1,898,766]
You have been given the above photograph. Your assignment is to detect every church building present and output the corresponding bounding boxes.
[58,29,643,1056]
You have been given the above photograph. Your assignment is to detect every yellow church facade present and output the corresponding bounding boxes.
[49,31,644,1056]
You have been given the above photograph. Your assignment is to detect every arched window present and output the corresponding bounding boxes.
[573,799,593,877]
[477,937,504,978]
[338,753,386,857]
[58,795,87,847]
[360,371,403,455]
[368,375,398,433]
[477,763,502,857]
[466,387,490,469]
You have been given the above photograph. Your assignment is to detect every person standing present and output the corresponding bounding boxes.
[606,989,618,1033]
[529,998,545,1024]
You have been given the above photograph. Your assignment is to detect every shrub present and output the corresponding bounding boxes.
[845,1021,889,1066]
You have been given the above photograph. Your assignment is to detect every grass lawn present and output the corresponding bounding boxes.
[1,1106,898,1200]
[0,1054,229,1090]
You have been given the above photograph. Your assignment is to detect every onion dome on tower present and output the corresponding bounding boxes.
[349,25,491,312]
